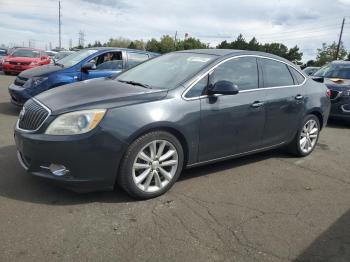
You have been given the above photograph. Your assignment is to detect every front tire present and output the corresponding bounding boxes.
[287,114,320,157]
[118,131,184,199]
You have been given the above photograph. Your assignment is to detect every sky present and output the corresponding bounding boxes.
[0,0,349,61]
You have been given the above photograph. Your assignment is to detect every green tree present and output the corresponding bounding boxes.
[286,45,303,62]
[145,38,160,52]
[106,37,131,48]
[158,35,176,54]
[315,41,347,66]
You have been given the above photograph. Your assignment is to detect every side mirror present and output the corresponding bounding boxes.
[81,62,96,73]
[208,80,239,96]
[311,76,324,83]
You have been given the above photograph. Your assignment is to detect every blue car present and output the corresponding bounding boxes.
[8,48,159,106]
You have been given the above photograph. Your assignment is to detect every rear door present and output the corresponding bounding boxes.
[259,58,304,147]
[198,56,266,162]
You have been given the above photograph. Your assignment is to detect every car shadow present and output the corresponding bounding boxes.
[0,143,297,206]
[180,148,289,181]
[296,209,350,261]
[0,102,21,116]
[0,145,134,205]
[326,118,350,129]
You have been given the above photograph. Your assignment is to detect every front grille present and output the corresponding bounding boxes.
[14,76,28,86]
[18,99,50,131]
[9,61,30,65]
[330,90,341,100]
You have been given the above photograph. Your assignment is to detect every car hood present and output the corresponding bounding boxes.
[324,78,350,91]
[19,64,62,78]
[35,78,168,115]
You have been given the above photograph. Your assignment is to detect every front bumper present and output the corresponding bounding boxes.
[8,83,31,106]
[3,64,35,73]
[14,126,127,193]
[330,96,350,119]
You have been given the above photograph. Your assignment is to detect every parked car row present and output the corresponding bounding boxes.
[11,49,332,199]
[8,48,158,106]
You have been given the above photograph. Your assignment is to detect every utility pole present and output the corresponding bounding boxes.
[174,31,177,49]
[78,31,85,47]
[335,17,345,60]
[59,0,62,50]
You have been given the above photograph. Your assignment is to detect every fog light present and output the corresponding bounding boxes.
[49,164,69,176]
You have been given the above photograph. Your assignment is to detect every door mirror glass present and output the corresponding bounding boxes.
[208,80,239,95]
[311,76,324,83]
[81,62,96,73]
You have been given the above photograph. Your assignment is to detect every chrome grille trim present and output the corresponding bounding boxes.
[16,98,51,133]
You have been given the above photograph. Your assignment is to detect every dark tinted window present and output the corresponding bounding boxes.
[96,60,123,70]
[261,59,294,87]
[185,75,208,98]
[127,52,149,68]
[314,63,350,79]
[289,66,305,84]
[211,57,258,91]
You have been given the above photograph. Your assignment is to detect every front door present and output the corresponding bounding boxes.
[81,51,123,80]
[198,57,266,162]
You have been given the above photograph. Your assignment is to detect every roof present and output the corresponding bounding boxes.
[85,47,159,55]
[330,60,350,64]
[177,49,295,65]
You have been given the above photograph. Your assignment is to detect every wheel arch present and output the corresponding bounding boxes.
[306,109,324,129]
[125,124,190,169]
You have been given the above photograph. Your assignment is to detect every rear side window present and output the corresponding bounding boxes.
[127,52,149,68]
[210,57,259,91]
[261,58,294,87]
[289,66,305,84]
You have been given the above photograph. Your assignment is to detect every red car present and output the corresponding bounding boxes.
[2,48,51,74]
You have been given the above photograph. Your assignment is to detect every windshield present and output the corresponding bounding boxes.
[314,63,350,79]
[54,52,73,60]
[57,49,98,67]
[117,52,217,89]
[11,49,40,58]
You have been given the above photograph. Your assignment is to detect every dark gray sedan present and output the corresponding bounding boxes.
[14,49,331,199]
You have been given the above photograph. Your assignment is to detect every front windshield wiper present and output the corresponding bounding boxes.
[54,61,64,67]
[118,80,151,89]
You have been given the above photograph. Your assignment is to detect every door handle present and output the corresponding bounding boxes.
[251,101,264,108]
[295,94,304,100]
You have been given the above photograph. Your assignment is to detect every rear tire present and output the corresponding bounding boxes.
[118,131,184,199]
[287,114,320,157]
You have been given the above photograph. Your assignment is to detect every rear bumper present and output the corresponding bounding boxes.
[330,96,350,119]
[14,127,127,193]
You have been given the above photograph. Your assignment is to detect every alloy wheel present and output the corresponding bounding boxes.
[132,140,179,193]
[299,119,319,154]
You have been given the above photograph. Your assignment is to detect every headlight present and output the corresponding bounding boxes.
[4,61,9,64]
[45,109,106,135]
[23,77,48,88]
[29,61,39,66]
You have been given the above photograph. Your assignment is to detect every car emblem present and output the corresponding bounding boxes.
[17,63,21,65]
[19,107,26,121]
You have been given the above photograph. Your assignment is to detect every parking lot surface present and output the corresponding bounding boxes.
[0,72,349,262]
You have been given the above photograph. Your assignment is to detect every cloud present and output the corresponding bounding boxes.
[0,0,348,61]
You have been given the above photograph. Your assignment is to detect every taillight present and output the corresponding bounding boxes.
[326,89,331,98]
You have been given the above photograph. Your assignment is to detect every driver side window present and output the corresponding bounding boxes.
[89,52,123,70]
[210,57,259,91]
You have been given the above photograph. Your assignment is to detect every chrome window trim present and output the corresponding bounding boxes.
[16,97,52,133]
[182,54,306,101]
